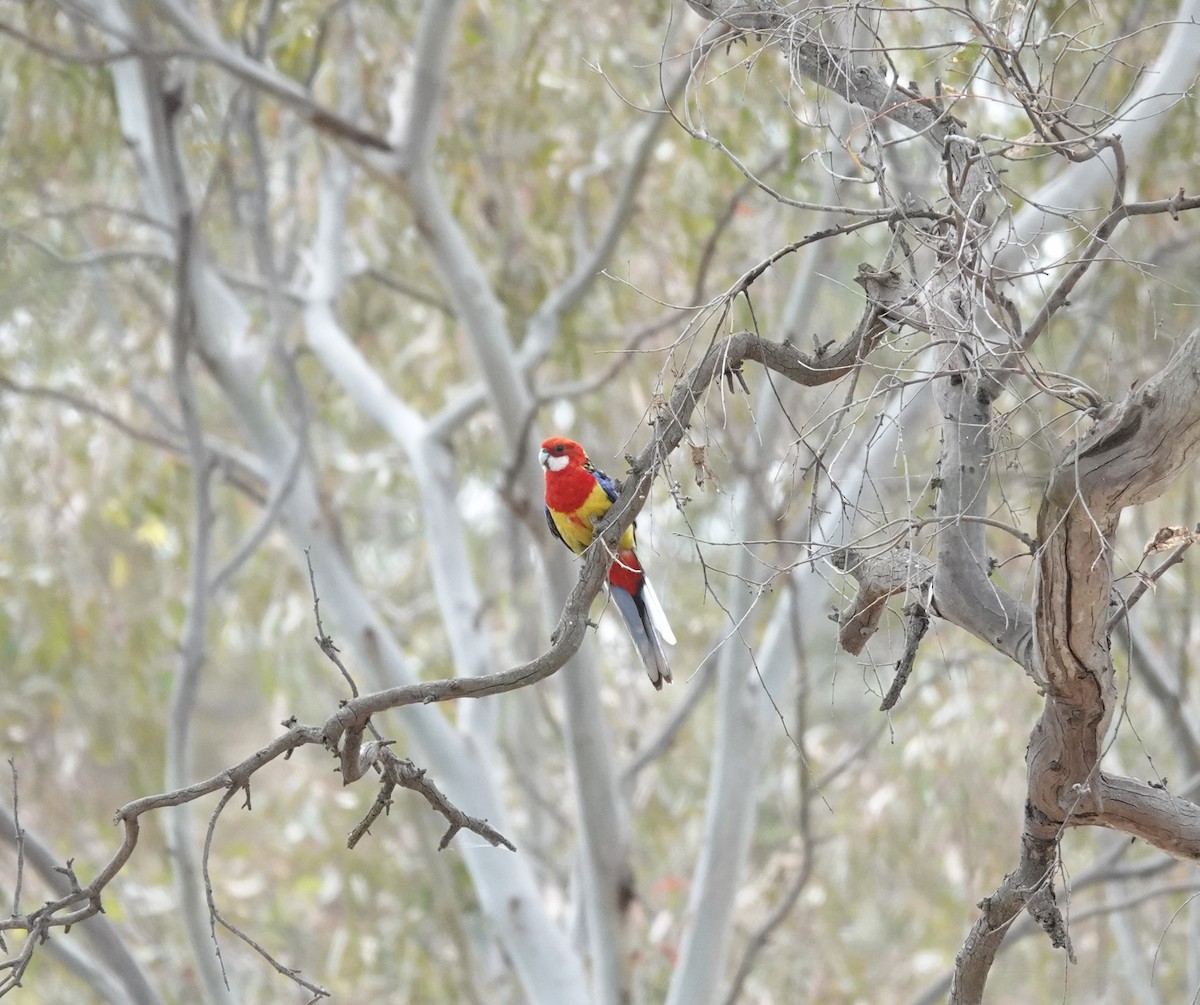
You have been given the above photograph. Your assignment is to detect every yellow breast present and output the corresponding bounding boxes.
[549,483,636,555]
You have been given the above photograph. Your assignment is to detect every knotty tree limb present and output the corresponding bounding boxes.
[830,546,932,657]
[0,711,514,997]
[881,603,931,712]
[951,331,1200,1004]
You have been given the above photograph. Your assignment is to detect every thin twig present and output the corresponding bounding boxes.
[207,431,305,595]
[880,602,930,711]
[305,550,366,703]
[7,763,21,923]
[1108,529,1198,630]
[202,786,329,998]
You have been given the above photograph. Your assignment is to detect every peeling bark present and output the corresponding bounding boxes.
[1029,331,1200,820]
[953,331,1200,1003]
[831,546,932,657]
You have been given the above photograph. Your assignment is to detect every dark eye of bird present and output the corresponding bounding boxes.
[555,444,563,452]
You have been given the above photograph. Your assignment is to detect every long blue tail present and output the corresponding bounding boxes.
[610,586,672,690]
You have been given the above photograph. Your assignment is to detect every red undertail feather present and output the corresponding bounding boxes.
[608,549,643,594]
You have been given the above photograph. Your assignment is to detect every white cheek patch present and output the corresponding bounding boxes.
[543,454,570,472]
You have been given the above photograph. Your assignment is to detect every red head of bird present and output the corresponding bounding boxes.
[539,436,587,473]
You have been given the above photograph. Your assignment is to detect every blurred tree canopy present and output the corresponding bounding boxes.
[4,1,1200,1003]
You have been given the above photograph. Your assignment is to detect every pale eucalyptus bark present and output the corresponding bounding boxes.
[393,4,636,999]
[91,3,595,1001]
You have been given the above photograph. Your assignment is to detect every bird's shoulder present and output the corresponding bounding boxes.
[585,460,622,504]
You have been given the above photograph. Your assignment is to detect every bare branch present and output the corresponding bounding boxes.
[830,546,933,656]
[0,693,518,995]
[201,787,330,999]
[880,602,931,712]
[1018,178,1200,354]
[953,330,1200,999]
[950,832,1067,1005]
[384,754,515,853]
[6,764,22,925]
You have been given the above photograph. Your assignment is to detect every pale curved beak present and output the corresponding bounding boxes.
[538,448,550,469]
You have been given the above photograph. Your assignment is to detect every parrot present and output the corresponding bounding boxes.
[539,435,675,689]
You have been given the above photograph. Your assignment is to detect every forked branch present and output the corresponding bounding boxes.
[952,330,1200,1004]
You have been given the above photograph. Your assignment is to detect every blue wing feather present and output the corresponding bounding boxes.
[586,464,635,546]
[588,464,621,505]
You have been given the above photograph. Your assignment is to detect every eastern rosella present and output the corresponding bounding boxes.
[540,436,675,689]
